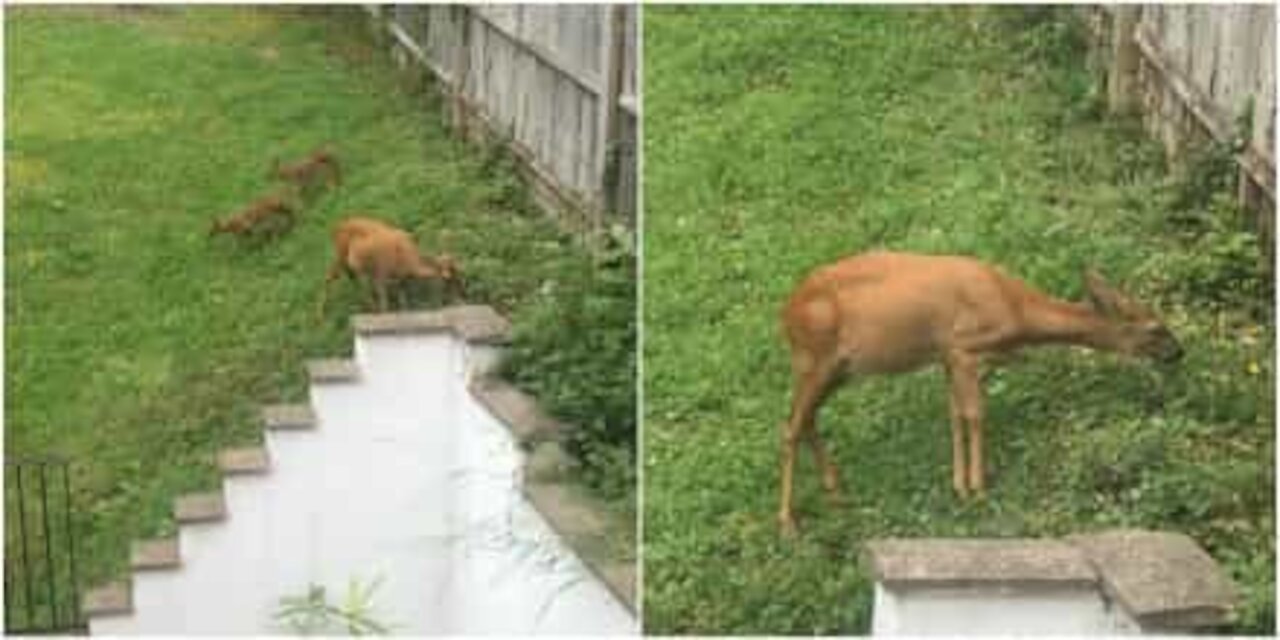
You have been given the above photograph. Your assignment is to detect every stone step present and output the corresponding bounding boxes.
[174,491,226,524]
[217,446,270,475]
[131,538,180,571]
[307,358,360,384]
[261,403,316,430]
[83,581,132,617]
[469,377,564,443]
[354,305,511,344]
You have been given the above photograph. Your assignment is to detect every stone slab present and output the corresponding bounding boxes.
[131,538,180,570]
[524,481,608,541]
[261,403,315,430]
[353,310,453,336]
[353,305,512,344]
[444,305,512,344]
[598,561,637,613]
[174,491,226,523]
[217,446,270,475]
[469,377,564,443]
[526,441,574,483]
[864,538,1096,589]
[83,581,132,617]
[306,358,360,384]
[1068,529,1238,629]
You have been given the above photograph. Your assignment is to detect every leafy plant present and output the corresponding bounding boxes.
[273,575,391,636]
[500,230,637,503]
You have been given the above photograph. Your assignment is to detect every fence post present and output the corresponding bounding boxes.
[1108,5,1141,115]
[452,5,474,142]
[595,5,626,235]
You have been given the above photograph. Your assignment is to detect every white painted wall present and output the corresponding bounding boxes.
[90,332,635,635]
[871,583,1141,635]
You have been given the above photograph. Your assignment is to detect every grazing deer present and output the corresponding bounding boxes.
[269,147,341,199]
[317,216,464,318]
[208,193,296,241]
[778,251,1182,535]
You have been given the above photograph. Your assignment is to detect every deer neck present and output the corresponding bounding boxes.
[1014,289,1121,353]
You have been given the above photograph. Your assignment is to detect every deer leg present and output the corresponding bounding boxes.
[947,378,962,499]
[948,354,985,495]
[374,279,389,312]
[396,282,409,311]
[779,358,839,536]
[316,258,345,320]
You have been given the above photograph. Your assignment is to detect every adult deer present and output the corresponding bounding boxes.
[317,216,464,318]
[778,251,1181,535]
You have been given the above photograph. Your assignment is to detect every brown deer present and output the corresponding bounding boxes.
[778,251,1181,535]
[317,216,464,318]
[269,147,341,200]
[208,193,296,241]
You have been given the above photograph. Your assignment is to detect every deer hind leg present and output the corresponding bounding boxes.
[779,354,841,536]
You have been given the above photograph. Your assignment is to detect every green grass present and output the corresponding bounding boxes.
[643,6,1273,634]
[6,6,632,626]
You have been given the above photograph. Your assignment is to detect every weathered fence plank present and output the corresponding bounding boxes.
[379,4,636,233]
[1084,4,1275,251]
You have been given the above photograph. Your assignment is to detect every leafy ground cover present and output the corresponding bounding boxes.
[643,6,1273,633]
[6,6,633,627]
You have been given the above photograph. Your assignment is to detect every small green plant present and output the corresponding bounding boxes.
[500,230,637,503]
[273,575,391,636]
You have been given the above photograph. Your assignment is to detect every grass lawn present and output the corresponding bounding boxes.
[643,6,1273,634]
[6,6,632,626]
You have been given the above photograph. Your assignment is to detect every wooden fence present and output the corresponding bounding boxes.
[370,5,638,235]
[1082,5,1275,242]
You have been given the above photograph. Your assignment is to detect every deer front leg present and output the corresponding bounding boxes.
[948,386,968,498]
[948,353,985,495]
[374,278,390,312]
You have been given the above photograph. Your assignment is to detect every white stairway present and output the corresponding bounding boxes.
[85,307,636,635]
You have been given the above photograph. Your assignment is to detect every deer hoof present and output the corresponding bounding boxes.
[778,513,800,538]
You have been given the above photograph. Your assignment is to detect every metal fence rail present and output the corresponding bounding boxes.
[5,456,83,634]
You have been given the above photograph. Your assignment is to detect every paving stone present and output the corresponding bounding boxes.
[469,377,564,442]
[864,538,1096,589]
[353,310,452,336]
[1068,529,1239,630]
[174,491,226,523]
[524,481,607,540]
[83,581,131,617]
[526,441,574,483]
[217,446,270,475]
[307,358,360,383]
[444,305,512,344]
[598,561,637,612]
[131,538,180,570]
[261,403,315,430]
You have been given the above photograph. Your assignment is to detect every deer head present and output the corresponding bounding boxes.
[1082,269,1182,363]
[434,254,466,299]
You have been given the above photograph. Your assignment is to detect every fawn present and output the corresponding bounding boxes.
[317,216,464,318]
[208,193,296,241]
[269,147,341,200]
[777,251,1181,535]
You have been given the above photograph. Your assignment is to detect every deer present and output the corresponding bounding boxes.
[269,147,341,200]
[317,216,465,318]
[208,193,296,241]
[777,250,1182,536]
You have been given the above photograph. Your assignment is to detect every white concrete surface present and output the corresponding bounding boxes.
[871,583,1141,635]
[90,332,635,635]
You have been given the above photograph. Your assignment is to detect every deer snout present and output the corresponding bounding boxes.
[1149,328,1183,364]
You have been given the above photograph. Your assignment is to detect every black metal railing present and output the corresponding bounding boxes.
[4,455,84,634]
